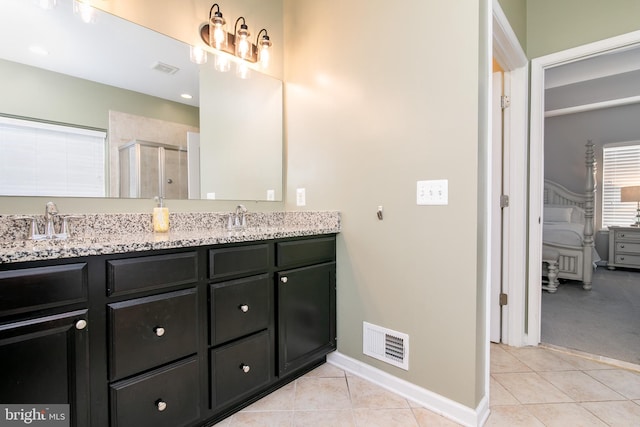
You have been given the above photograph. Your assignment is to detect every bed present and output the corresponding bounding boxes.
[543,142,598,290]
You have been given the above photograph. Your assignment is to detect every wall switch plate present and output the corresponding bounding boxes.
[266,189,275,201]
[296,188,306,206]
[206,192,216,200]
[417,179,448,205]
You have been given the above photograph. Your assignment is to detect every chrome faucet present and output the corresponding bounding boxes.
[44,201,59,238]
[228,204,248,230]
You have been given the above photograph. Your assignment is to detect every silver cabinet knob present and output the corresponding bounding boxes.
[154,327,165,337]
[239,304,249,313]
[280,277,288,283]
[75,319,87,330]
[156,399,167,411]
[240,364,251,373]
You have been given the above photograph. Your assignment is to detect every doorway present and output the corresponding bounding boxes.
[527,30,640,349]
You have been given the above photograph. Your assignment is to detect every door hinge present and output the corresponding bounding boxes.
[499,293,508,306]
[500,195,509,208]
[500,95,511,109]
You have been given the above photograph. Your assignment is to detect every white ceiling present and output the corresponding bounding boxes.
[0,0,200,107]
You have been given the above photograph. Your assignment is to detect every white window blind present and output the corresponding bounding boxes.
[0,116,107,197]
[602,142,640,227]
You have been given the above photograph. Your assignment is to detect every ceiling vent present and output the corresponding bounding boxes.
[363,322,409,370]
[152,62,179,75]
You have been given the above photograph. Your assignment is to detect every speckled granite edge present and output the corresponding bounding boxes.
[0,211,340,264]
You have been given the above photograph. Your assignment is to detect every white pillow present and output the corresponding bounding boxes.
[544,206,573,223]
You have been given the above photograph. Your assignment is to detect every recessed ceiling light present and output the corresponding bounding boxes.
[29,45,49,56]
[181,93,193,99]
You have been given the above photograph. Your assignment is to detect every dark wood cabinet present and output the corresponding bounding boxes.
[0,309,90,427]
[0,234,336,427]
[0,260,90,427]
[108,288,198,381]
[110,356,200,427]
[277,263,336,376]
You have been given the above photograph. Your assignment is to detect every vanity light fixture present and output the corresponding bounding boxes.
[200,4,272,68]
[208,3,227,50]
[233,17,251,60]
[256,29,272,69]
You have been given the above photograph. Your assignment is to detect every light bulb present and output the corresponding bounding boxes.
[234,22,251,59]
[209,13,226,50]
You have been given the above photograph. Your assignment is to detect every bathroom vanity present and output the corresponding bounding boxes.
[0,211,339,426]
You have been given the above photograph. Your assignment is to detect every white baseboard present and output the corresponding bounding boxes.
[327,351,490,427]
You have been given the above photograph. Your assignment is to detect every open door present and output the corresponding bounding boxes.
[490,65,505,343]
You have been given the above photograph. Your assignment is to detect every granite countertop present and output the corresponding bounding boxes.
[0,211,340,264]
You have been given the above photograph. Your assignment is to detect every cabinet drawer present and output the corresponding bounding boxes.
[108,288,197,381]
[0,263,87,317]
[614,254,640,266]
[276,236,336,268]
[210,274,271,346]
[211,330,271,408]
[107,252,198,297]
[110,356,199,427]
[209,244,270,280]
[616,242,640,254]
[614,230,640,242]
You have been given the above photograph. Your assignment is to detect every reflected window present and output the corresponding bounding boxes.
[0,116,106,197]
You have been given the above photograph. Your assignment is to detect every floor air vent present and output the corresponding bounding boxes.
[363,322,409,370]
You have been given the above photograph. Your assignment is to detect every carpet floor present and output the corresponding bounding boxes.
[541,266,640,366]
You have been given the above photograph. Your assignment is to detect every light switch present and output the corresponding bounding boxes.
[296,188,306,206]
[417,180,448,205]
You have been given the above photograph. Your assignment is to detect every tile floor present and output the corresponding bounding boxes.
[213,344,640,426]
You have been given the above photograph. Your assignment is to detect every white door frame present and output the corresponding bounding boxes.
[491,0,529,347]
[527,30,640,346]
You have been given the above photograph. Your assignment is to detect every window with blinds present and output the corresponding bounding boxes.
[0,116,107,197]
[602,142,640,227]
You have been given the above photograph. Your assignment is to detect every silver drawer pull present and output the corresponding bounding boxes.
[239,304,249,313]
[621,244,625,248]
[154,327,165,337]
[240,364,251,373]
[75,319,87,330]
[155,399,167,412]
[280,277,288,283]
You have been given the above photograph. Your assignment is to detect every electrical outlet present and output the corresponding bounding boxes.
[417,179,448,205]
[266,189,275,201]
[296,188,306,206]
[206,192,216,200]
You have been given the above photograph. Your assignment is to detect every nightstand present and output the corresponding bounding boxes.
[607,226,640,270]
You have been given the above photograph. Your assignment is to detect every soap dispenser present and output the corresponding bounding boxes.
[153,196,169,232]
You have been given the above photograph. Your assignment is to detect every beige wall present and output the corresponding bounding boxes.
[284,0,485,408]
[527,0,640,58]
